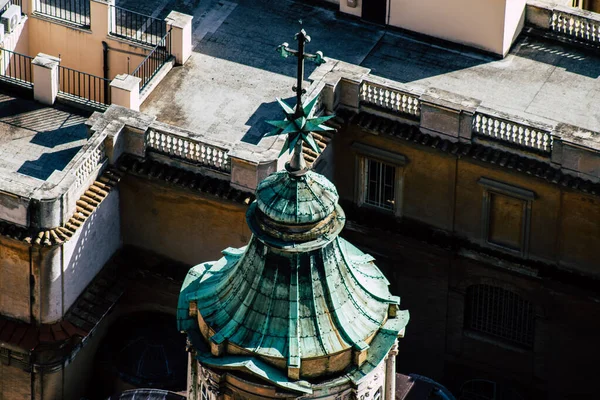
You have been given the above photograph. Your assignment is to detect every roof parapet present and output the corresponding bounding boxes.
[310,58,600,184]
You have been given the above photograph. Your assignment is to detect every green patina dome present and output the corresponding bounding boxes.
[256,170,338,225]
[178,167,409,391]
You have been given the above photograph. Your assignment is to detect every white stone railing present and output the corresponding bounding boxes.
[147,128,231,173]
[73,140,107,188]
[473,110,553,153]
[550,8,600,45]
[359,79,421,118]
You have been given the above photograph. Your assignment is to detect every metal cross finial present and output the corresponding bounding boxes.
[276,29,325,118]
[267,29,333,174]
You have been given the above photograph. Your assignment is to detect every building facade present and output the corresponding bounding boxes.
[0,0,597,399]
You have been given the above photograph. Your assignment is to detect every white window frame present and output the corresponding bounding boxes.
[353,142,406,217]
[478,178,535,257]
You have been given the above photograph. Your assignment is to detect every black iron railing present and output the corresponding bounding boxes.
[58,65,111,105]
[0,48,33,87]
[110,6,167,47]
[1,0,22,13]
[132,28,171,92]
[34,0,91,27]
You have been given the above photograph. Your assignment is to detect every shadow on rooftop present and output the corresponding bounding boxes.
[514,35,600,79]
[18,146,82,181]
[241,96,296,144]
[359,32,492,84]
[30,124,88,148]
[192,0,385,79]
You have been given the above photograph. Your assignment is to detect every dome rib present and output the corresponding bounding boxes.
[307,255,328,355]
[179,168,408,381]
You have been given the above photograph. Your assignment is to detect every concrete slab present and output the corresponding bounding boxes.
[140,0,600,154]
[0,90,90,197]
[141,0,383,151]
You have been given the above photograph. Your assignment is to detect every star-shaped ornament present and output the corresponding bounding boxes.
[265,96,335,157]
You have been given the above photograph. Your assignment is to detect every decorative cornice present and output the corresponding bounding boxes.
[341,109,600,196]
[0,168,122,247]
[118,155,255,205]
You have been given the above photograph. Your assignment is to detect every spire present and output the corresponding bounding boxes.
[265,28,334,174]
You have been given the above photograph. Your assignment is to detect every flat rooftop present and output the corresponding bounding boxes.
[140,0,600,147]
[0,91,90,198]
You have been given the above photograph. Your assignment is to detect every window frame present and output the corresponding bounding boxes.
[478,177,535,257]
[353,142,406,217]
[464,284,535,349]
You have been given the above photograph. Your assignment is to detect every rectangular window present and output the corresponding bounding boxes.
[466,284,535,348]
[478,178,534,256]
[365,159,395,210]
[488,193,524,251]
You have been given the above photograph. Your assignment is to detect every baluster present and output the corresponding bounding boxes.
[200,145,206,164]
[569,17,575,36]
[194,143,201,162]
[525,129,532,147]
[182,140,189,159]
[506,122,515,143]
[383,89,390,109]
[474,114,481,132]
[486,117,494,137]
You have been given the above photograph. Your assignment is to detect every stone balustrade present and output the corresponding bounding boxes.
[359,79,422,118]
[526,1,600,47]
[550,8,600,45]
[73,140,107,188]
[473,110,553,153]
[147,128,231,173]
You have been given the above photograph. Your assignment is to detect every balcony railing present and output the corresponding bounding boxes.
[360,79,422,118]
[354,75,556,155]
[550,8,600,46]
[131,28,172,92]
[73,140,106,189]
[1,0,21,13]
[58,65,111,106]
[473,110,553,153]
[0,48,33,87]
[34,0,91,27]
[146,127,231,173]
[110,6,167,47]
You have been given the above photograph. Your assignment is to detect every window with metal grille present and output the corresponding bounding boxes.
[365,158,395,210]
[465,285,534,348]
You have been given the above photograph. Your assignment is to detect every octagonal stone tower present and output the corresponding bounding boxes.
[177,160,410,400]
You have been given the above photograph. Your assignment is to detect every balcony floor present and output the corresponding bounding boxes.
[0,90,90,197]
[140,0,600,154]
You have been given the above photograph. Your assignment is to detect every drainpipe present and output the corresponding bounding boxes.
[102,41,109,102]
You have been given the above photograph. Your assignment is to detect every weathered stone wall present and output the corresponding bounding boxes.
[0,238,31,323]
[334,121,600,276]
[332,120,600,398]
[36,188,121,323]
[27,3,147,80]
[119,175,251,266]
[0,364,31,400]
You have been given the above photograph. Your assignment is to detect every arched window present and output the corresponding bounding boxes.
[465,285,534,348]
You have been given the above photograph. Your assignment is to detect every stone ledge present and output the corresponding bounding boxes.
[341,109,600,197]
[118,154,255,205]
[0,167,122,246]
